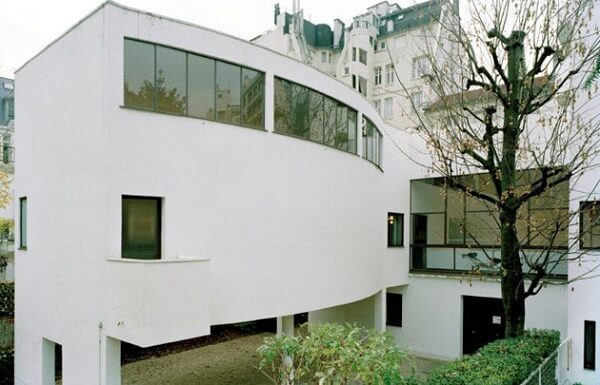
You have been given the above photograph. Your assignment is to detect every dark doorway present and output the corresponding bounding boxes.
[463,296,504,355]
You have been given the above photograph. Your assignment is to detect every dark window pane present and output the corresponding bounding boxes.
[388,213,404,247]
[308,90,324,143]
[274,78,311,138]
[323,97,337,146]
[122,196,161,259]
[347,109,357,153]
[362,117,382,166]
[581,201,600,249]
[386,293,402,327]
[156,46,186,114]
[124,40,155,110]
[19,197,27,249]
[188,54,215,120]
[216,61,241,125]
[241,68,265,129]
[584,320,596,370]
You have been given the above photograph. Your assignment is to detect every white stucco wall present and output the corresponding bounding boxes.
[388,275,568,360]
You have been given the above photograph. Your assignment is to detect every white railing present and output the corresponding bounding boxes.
[519,339,571,385]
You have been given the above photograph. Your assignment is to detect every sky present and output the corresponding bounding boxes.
[0,0,421,78]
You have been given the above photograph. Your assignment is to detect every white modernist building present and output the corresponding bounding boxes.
[13,1,600,384]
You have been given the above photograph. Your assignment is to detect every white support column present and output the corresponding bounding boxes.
[103,336,121,385]
[374,289,386,332]
[41,338,56,385]
[277,315,295,336]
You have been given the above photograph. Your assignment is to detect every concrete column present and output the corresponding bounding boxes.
[277,315,295,336]
[103,336,121,385]
[41,338,56,385]
[374,289,386,332]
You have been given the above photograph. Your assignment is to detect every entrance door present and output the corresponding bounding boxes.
[462,296,504,355]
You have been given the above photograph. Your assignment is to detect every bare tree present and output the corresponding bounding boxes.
[390,0,600,337]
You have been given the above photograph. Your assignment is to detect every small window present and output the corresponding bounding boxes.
[19,197,27,250]
[352,47,357,61]
[412,56,430,79]
[584,320,596,370]
[359,49,367,65]
[122,196,162,259]
[321,52,327,62]
[384,97,393,119]
[580,201,600,249]
[388,212,404,247]
[344,67,349,75]
[385,64,394,84]
[386,293,403,327]
[410,91,423,112]
[373,100,381,115]
[374,67,382,86]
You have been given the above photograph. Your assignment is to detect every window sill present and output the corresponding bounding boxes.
[17,247,26,251]
[387,245,405,248]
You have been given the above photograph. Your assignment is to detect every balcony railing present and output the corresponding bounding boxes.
[410,245,568,277]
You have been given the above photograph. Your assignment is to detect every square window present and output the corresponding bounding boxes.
[580,201,600,249]
[122,196,162,259]
[388,212,404,247]
[19,197,27,249]
[386,293,403,327]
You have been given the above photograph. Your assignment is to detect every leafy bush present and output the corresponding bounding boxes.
[257,322,418,385]
[427,329,560,385]
[0,283,13,317]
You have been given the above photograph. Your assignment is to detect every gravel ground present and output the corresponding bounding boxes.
[121,332,446,385]
[122,333,273,385]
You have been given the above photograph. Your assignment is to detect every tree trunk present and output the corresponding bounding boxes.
[500,209,526,337]
[500,30,527,338]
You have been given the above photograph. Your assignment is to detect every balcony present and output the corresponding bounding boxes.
[104,257,210,347]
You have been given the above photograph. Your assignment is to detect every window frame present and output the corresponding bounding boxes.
[19,197,27,250]
[385,64,395,84]
[388,212,404,247]
[412,56,430,80]
[121,195,163,260]
[384,97,393,119]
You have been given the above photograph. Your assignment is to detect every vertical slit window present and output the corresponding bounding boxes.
[19,197,27,249]
[585,320,596,370]
[388,213,404,247]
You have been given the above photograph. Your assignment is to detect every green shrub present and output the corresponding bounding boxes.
[257,322,418,385]
[0,283,13,317]
[427,329,560,385]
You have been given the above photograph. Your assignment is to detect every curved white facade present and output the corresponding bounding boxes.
[14,2,592,384]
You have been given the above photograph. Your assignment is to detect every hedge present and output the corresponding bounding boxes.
[0,283,13,317]
[427,329,560,385]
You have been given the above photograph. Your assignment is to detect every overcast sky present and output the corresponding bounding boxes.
[0,0,421,78]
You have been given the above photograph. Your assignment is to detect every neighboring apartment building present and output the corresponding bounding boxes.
[0,77,15,283]
[13,1,600,385]
[253,0,455,130]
